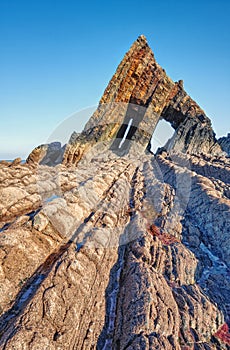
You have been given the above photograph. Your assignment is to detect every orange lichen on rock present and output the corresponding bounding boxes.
[214,323,230,345]
[148,224,180,245]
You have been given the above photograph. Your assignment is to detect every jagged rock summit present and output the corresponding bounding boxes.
[28,35,224,166]
[63,35,223,165]
[0,36,230,349]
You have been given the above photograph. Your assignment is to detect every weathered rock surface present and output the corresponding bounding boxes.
[219,133,230,156]
[27,142,65,166]
[62,35,223,166]
[0,36,230,349]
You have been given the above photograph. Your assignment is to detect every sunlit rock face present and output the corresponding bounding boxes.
[62,35,222,166]
[0,36,230,349]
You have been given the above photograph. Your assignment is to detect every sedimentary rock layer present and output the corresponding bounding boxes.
[1,148,230,349]
[1,36,230,349]
[62,35,222,166]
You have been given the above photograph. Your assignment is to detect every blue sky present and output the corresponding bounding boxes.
[0,0,229,159]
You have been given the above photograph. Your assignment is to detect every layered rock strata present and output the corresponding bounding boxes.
[62,35,222,166]
[0,36,230,349]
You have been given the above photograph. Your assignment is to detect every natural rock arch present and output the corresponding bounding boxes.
[62,35,222,165]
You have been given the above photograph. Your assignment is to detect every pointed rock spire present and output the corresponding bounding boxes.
[62,35,222,165]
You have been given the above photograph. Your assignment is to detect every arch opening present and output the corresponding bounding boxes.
[150,119,175,154]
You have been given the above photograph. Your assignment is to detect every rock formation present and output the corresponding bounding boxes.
[219,134,230,156]
[0,36,230,349]
[27,142,65,166]
[62,35,223,166]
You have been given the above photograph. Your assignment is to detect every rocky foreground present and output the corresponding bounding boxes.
[0,36,230,349]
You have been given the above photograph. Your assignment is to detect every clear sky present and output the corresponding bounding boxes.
[0,0,229,159]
